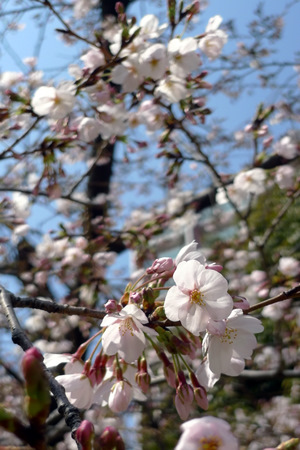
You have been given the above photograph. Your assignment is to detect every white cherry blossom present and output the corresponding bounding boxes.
[199,15,228,60]
[140,43,168,80]
[31,85,75,119]
[77,117,101,142]
[274,135,298,159]
[154,75,189,103]
[164,260,233,335]
[203,308,264,376]
[97,103,127,138]
[101,304,157,363]
[168,37,200,77]
[111,55,144,92]
[80,47,105,71]
[233,168,266,195]
[175,416,239,450]
[175,240,206,266]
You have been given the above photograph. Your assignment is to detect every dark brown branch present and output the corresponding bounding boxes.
[0,285,83,449]
[9,292,106,320]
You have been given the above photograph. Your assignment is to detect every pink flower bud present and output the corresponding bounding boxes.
[205,262,223,272]
[136,358,151,394]
[159,352,177,388]
[129,291,143,304]
[104,299,122,314]
[233,295,250,310]
[175,372,194,420]
[76,420,95,450]
[147,257,174,274]
[109,380,133,413]
[190,372,208,410]
[98,426,125,450]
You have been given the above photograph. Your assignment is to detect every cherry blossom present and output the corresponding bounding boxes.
[274,135,298,159]
[101,304,157,363]
[233,167,266,195]
[140,43,168,80]
[77,117,101,142]
[175,240,206,266]
[111,55,144,92]
[55,360,94,409]
[168,37,200,77]
[31,85,76,119]
[175,416,239,450]
[203,309,264,376]
[154,74,189,103]
[278,257,300,277]
[199,15,228,60]
[275,165,296,189]
[164,260,233,335]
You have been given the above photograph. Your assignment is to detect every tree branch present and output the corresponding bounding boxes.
[0,285,84,449]
[244,284,300,314]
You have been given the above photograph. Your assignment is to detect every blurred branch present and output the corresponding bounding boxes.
[244,284,300,314]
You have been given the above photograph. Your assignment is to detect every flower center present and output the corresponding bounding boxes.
[220,326,238,344]
[190,289,205,306]
[119,317,135,337]
[199,435,222,449]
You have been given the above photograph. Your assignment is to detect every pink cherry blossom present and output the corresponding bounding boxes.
[164,260,233,335]
[101,304,157,363]
[175,416,239,450]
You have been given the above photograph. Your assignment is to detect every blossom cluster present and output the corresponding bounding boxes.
[45,241,263,421]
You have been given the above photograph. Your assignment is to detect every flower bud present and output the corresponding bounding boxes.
[190,372,208,410]
[76,420,94,450]
[136,358,151,394]
[22,347,50,427]
[104,299,122,314]
[98,427,125,450]
[159,352,176,388]
[175,371,194,420]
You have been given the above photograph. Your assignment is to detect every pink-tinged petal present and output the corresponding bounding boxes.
[205,294,233,320]
[109,380,133,413]
[180,304,209,335]
[223,356,245,376]
[228,310,264,333]
[173,260,204,291]
[230,332,257,359]
[43,353,72,368]
[196,361,220,390]
[199,267,228,294]
[118,333,145,363]
[102,324,122,356]
[124,304,149,324]
[101,314,121,327]
[164,286,188,321]
[208,337,233,376]
[93,378,114,405]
